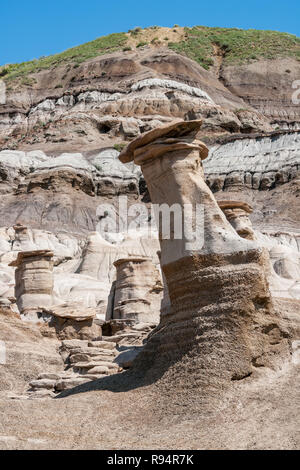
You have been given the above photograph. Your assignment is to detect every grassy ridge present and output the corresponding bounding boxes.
[1,26,300,82]
[169,26,300,69]
[0,33,127,81]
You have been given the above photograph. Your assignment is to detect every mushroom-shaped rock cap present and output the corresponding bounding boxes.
[13,223,27,230]
[217,200,253,214]
[9,250,54,267]
[41,303,96,322]
[114,256,152,268]
[119,120,208,164]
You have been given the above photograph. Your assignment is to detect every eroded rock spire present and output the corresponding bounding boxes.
[119,120,289,397]
[113,256,163,323]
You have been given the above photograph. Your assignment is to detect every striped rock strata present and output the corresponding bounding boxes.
[113,256,163,323]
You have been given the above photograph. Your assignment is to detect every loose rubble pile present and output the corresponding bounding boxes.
[28,339,120,397]
[26,321,155,397]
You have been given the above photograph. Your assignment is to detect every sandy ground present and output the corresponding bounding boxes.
[0,299,299,450]
[0,359,299,450]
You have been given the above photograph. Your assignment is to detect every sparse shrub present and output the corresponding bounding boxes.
[234,108,249,113]
[20,76,37,86]
[129,27,142,36]
[114,142,127,152]
[123,46,132,51]
[168,26,300,69]
[136,41,148,48]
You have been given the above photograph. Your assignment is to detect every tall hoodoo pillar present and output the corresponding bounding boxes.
[217,200,255,240]
[10,250,54,315]
[113,256,163,323]
[119,120,288,393]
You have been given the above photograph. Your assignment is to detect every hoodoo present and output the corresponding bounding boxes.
[113,256,163,323]
[119,120,289,396]
[9,250,54,317]
[217,200,255,240]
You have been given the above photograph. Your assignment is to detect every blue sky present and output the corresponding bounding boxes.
[1,0,299,65]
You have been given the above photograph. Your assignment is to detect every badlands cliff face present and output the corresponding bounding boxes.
[0,26,299,449]
[0,30,299,236]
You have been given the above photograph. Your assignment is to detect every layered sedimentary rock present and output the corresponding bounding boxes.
[0,130,299,236]
[204,132,300,192]
[0,148,143,234]
[10,250,54,316]
[217,200,255,240]
[0,148,140,197]
[3,46,299,156]
[113,256,163,323]
[119,120,290,397]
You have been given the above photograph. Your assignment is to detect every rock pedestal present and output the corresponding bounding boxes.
[218,200,255,240]
[119,120,289,396]
[13,223,34,251]
[10,250,54,315]
[113,256,163,323]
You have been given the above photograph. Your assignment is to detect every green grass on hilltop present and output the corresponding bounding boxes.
[1,26,300,82]
[0,32,127,81]
[168,26,300,69]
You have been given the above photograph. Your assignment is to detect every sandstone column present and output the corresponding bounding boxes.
[10,250,54,315]
[119,120,288,394]
[217,200,256,240]
[113,256,163,323]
